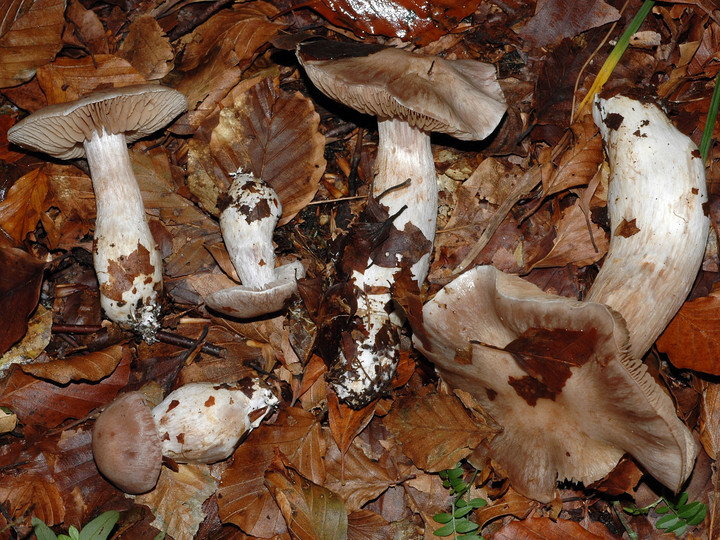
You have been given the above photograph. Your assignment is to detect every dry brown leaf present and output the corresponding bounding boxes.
[0,304,52,373]
[700,383,720,459]
[42,163,95,250]
[0,116,24,163]
[0,474,65,529]
[494,516,615,539]
[0,247,47,358]
[191,76,325,225]
[542,115,604,197]
[265,450,348,540]
[518,0,620,48]
[21,344,123,384]
[0,0,65,88]
[0,167,49,243]
[218,406,325,537]
[327,390,376,456]
[135,464,218,540]
[347,509,392,540]
[474,487,536,529]
[117,15,174,80]
[657,286,720,375]
[383,393,499,472]
[528,203,608,270]
[0,348,130,427]
[65,0,109,55]
[34,55,147,105]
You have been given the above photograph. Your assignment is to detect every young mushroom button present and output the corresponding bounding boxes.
[297,40,507,408]
[204,171,305,318]
[7,85,188,342]
[92,379,279,494]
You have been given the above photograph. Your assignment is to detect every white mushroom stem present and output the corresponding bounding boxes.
[587,96,709,359]
[84,129,163,341]
[219,173,281,289]
[152,380,279,463]
[333,118,437,407]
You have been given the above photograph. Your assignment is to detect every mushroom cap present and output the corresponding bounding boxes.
[297,40,506,141]
[152,380,279,463]
[204,260,306,318]
[7,84,188,160]
[412,265,697,502]
[91,391,162,494]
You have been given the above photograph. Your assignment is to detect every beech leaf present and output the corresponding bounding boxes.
[21,344,124,384]
[0,167,50,243]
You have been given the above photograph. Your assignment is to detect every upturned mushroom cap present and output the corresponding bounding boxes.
[91,391,162,494]
[7,84,188,159]
[296,40,506,141]
[413,265,697,502]
[152,380,279,463]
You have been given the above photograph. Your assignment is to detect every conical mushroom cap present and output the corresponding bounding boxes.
[297,40,506,141]
[413,265,697,502]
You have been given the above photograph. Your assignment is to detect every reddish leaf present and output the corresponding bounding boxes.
[0,347,131,427]
[494,517,614,539]
[0,247,46,356]
[21,344,123,384]
[327,390,376,456]
[0,115,24,163]
[657,287,720,375]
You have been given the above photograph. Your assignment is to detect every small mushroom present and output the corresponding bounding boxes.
[204,171,305,318]
[92,379,278,494]
[7,85,188,341]
[412,95,705,501]
[297,40,506,408]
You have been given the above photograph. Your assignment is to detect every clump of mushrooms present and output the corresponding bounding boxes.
[204,171,305,318]
[412,95,707,501]
[297,40,507,408]
[92,379,279,494]
[7,85,188,342]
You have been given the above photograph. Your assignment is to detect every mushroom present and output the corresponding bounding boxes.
[204,171,305,318]
[413,266,696,502]
[412,95,705,501]
[7,84,188,342]
[297,40,506,408]
[92,379,278,494]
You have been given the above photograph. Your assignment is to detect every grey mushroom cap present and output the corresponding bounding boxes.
[91,391,162,494]
[296,40,506,141]
[204,260,305,319]
[7,84,188,160]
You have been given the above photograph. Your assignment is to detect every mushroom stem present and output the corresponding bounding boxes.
[587,95,710,359]
[84,130,163,341]
[332,118,437,408]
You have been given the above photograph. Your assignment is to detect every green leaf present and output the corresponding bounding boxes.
[686,504,708,526]
[458,535,484,540]
[655,504,670,514]
[78,511,119,540]
[433,513,453,524]
[454,505,475,519]
[656,515,680,529]
[433,523,455,537]
[454,520,479,534]
[468,498,487,508]
[675,493,689,507]
[151,534,165,540]
[32,518,59,540]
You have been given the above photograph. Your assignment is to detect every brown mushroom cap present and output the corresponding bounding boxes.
[7,84,188,160]
[413,265,696,502]
[91,391,162,494]
[297,40,506,141]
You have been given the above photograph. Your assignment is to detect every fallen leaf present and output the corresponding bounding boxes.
[0,167,49,243]
[218,406,325,537]
[265,450,348,540]
[0,0,65,88]
[0,348,130,427]
[0,247,47,357]
[657,286,720,375]
[117,15,174,80]
[700,383,720,459]
[0,304,52,374]
[347,509,392,540]
[383,392,499,472]
[135,464,218,540]
[327,390,376,456]
[21,344,123,384]
[494,516,613,539]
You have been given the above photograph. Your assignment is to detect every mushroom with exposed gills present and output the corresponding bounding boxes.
[204,171,305,319]
[412,95,704,502]
[297,40,507,408]
[7,85,188,342]
[92,379,279,494]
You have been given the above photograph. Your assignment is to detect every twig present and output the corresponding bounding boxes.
[612,501,639,540]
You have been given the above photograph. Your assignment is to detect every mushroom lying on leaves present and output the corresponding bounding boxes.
[297,40,506,408]
[412,95,704,501]
[92,379,278,494]
[7,85,188,342]
[204,171,305,318]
